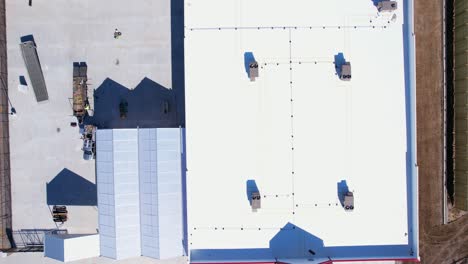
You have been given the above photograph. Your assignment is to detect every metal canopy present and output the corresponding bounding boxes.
[96,128,184,260]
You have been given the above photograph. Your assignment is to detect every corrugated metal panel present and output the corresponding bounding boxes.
[138,128,184,259]
[155,128,183,259]
[96,129,116,259]
[454,0,468,211]
[112,129,141,260]
[97,128,183,260]
[139,128,160,258]
[19,41,48,102]
[97,129,141,260]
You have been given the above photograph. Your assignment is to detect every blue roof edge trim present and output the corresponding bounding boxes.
[190,245,418,263]
[181,127,189,256]
[403,0,419,260]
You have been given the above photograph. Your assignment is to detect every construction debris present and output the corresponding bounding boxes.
[73,62,89,124]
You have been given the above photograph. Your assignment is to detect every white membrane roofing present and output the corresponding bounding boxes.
[184,0,415,260]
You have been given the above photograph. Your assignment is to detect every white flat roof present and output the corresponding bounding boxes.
[184,0,413,260]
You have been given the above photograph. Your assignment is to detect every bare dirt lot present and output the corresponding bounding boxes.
[412,0,468,263]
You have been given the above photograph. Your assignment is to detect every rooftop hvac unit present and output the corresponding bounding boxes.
[343,192,354,211]
[377,1,398,12]
[251,191,261,211]
[249,61,259,81]
[340,62,352,81]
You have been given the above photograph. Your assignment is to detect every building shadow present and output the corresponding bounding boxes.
[244,52,256,78]
[171,0,187,254]
[334,52,346,76]
[87,78,128,128]
[270,223,325,259]
[20,34,36,45]
[5,228,67,251]
[246,180,259,205]
[90,77,177,129]
[171,0,186,127]
[46,168,97,206]
[337,180,349,207]
[19,75,27,85]
[5,228,16,248]
[371,0,386,6]
[129,78,176,127]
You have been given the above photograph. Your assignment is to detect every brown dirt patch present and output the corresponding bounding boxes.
[410,0,468,263]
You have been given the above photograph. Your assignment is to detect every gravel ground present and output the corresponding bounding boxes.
[411,0,468,263]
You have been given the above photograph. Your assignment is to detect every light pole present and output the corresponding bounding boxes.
[0,76,16,115]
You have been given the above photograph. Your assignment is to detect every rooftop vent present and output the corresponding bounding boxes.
[251,191,261,211]
[249,61,259,82]
[247,179,261,212]
[340,62,352,81]
[377,1,398,12]
[343,192,354,211]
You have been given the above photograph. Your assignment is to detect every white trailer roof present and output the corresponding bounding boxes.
[96,128,184,260]
[184,0,418,262]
